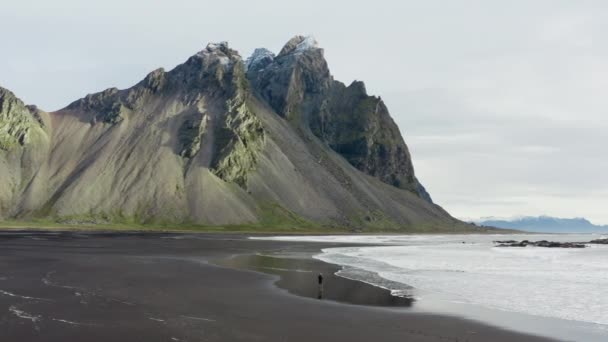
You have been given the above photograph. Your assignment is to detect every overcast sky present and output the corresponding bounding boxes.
[2,0,607,224]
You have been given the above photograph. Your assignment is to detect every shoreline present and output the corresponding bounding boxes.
[0,230,557,341]
[269,234,607,342]
[218,238,606,342]
[215,251,415,307]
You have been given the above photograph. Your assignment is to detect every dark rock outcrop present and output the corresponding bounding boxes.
[0,87,45,149]
[0,87,50,219]
[247,35,432,202]
[494,240,586,248]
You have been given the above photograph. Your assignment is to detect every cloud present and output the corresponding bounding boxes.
[1,0,606,223]
[387,86,608,223]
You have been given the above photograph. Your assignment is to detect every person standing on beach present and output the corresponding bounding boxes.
[317,273,324,299]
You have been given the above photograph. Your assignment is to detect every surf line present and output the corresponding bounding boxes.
[9,306,42,331]
[52,318,98,326]
[0,289,52,301]
[180,315,216,322]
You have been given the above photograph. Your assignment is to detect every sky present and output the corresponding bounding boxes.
[2,0,607,224]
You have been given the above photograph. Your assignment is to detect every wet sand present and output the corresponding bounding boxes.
[0,231,556,341]
[218,253,414,306]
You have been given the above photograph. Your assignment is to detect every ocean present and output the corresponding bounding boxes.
[259,234,608,341]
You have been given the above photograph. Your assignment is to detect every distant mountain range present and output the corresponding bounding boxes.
[479,216,608,233]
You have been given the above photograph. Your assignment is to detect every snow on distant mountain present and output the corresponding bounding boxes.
[478,216,608,233]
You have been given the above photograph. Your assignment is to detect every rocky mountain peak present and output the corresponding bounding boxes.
[164,41,245,94]
[0,86,45,150]
[63,40,250,129]
[204,41,230,52]
[194,41,241,67]
[347,80,367,96]
[244,36,432,203]
[246,36,331,123]
[139,68,167,93]
[245,48,275,72]
[0,87,26,119]
[0,87,29,112]
[64,86,124,124]
[278,35,321,56]
[0,86,16,100]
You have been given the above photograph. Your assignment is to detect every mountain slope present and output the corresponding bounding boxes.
[247,36,431,201]
[0,37,470,231]
[0,87,50,217]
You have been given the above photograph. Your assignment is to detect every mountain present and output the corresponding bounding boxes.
[0,35,474,231]
[479,216,608,233]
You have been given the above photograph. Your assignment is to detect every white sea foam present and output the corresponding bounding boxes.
[180,315,216,322]
[51,318,94,326]
[9,306,40,322]
[9,306,41,331]
[0,289,50,301]
[256,234,608,336]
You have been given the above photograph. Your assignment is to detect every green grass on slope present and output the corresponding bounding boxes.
[0,203,337,234]
[0,219,502,234]
[0,203,503,234]
[0,218,347,234]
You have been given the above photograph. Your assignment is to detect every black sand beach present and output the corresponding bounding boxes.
[0,231,555,342]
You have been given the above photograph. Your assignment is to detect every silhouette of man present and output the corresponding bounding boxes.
[317,273,324,299]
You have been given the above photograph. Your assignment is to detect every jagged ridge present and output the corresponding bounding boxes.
[247,35,431,202]
[0,88,44,150]
[0,36,469,231]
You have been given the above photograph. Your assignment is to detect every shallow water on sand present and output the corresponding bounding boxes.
[256,234,608,342]
[218,253,414,307]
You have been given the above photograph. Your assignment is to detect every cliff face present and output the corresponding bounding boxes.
[247,36,432,201]
[0,88,50,218]
[0,36,463,231]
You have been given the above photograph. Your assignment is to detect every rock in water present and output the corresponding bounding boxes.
[0,36,470,230]
[494,240,587,248]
